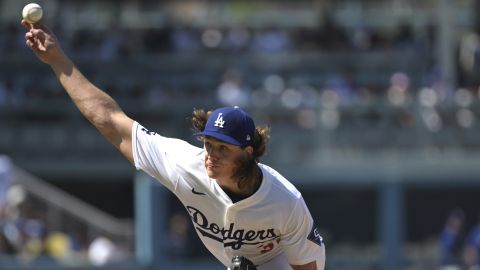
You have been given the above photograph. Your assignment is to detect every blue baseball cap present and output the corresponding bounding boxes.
[195,106,255,147]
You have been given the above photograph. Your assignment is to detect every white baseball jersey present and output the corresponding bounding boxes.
[132,122,325,270]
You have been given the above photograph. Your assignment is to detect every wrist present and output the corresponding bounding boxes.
[50,52,74,77]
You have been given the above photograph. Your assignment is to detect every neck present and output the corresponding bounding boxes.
[218,165,262,196]
[241,165,262,195]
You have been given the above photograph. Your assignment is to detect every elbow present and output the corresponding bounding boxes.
[90,109,114,131]
[91,113,121,145]
[79,97,124,142]
[87,99,118,131]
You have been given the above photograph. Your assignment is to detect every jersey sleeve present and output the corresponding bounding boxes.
[281,197,325,267]
[131,121,201,191]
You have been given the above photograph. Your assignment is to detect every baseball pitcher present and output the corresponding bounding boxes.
[22,19,326,270]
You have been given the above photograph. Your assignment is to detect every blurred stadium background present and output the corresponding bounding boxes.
[2,0,480,269]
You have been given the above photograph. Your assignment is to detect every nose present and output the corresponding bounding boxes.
[206,147,219,160]
[208,151,220,161]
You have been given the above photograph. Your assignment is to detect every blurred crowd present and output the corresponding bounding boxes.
[2,16,480,135]
[0,156,130,267]
[0,17,426,57]
[2,61,480,137]
[0,18,429,109]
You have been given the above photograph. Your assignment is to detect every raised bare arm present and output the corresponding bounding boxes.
[22,20,134,164]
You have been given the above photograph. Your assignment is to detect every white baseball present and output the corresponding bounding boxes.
[22,3,43,24]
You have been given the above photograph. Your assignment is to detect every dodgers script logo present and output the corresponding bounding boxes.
[186,206,278,250]
[214,113,225,128]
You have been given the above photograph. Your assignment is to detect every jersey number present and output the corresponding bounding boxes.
[258,238,280,254]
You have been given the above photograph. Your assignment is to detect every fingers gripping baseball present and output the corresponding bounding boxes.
[25,29,46,51]
[21,19,62,64]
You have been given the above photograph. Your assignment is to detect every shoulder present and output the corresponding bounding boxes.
[259,164,302,201]
[133,121,205,170]
[134,122,202,151]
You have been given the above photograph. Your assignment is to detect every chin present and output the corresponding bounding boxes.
[205,167,217,178]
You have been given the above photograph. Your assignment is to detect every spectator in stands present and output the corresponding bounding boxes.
[98,27,127,61]
[250,27,292,53]
[0,155,14,254]
[316,15,348,51]
[0,155,13,219]
[438,208,465,270]
[171,25,201,53]
[0,185,28,256]
[458,32,480,87]
[224,26,251,52]
[88,235,125,266]
[88,236,111,265]
[0,78,26,107]
[0,80,9,107]
[464,214,480,270]
[143,27,172,53]
[0,23,23,54]
[167,212,191,260]
[393,22,418,51]
[323,68,356,106]
[216,68,249,107]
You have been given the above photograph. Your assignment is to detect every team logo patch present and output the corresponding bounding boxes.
[307,223,323,247]
[214,113,225,128]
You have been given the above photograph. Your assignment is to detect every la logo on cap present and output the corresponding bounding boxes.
[194,106,255,147]
[214,113,225,128]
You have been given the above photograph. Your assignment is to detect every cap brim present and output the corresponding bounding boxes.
[194,131,242,146]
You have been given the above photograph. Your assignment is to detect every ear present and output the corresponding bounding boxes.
[244,146,254,155]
